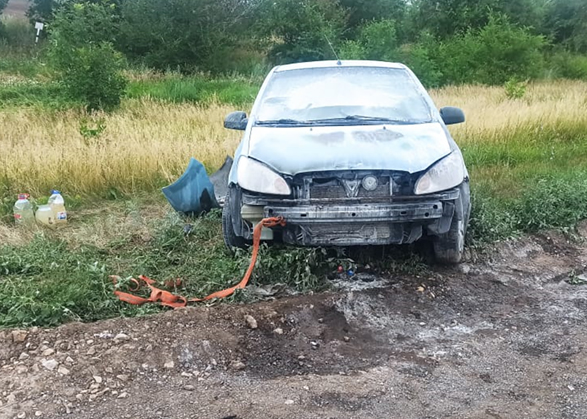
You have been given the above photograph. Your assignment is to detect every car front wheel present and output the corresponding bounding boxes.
[433,183,470,264]
[222,186,247,251]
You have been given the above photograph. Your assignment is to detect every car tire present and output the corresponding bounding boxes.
[222,186,247,251]
[433,183,470,265]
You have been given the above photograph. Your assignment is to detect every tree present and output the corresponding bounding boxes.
[545,0,587,53]
[256,0,347,64]
[340,19,399,60]
[438,15,547,85]
[338,0,406,31]
[119,0,256,72]
[49,1,127,111]
[27,0,125,24]
[410,0,548,40]
[27,0,54,23]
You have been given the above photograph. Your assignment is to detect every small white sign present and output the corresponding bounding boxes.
[34,21,44,43]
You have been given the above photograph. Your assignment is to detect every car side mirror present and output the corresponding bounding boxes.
[224,111,248,131]
[440,107,465,125]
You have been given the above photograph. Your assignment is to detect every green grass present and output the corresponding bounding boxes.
[462,119,587,243]
[0,211,348,328]
[126,75,261,107]
[468,172,587,244]
[0,80,74,108]
[0,71,261,108]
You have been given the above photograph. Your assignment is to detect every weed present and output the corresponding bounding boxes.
[79,116,107,141]
[504,78,528,100]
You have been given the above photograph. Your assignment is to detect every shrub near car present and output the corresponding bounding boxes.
[222,60,470,264]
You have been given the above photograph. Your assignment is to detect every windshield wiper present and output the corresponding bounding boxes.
[312,115,413,124]
[256,119,308,126]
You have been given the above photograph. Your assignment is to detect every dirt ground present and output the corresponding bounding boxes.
[2,225,587,419]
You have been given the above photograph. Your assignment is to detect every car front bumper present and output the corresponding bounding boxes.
[241,188,461,246]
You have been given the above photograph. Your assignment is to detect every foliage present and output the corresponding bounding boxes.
[504,78,528,99]
[3,0,587,86]
[0,0,8,37]
[27,0,54,23]
[411,0,549,40]
[256,0,347,64]
[118,0,255,72]
[338,0,406,32]
[549,50,587,80]
[396,40,443,87]
[48,2,127,111]
[340,19,398,61]
[438,16,546,85]
[56,42,127,111]
[544,0,587,54]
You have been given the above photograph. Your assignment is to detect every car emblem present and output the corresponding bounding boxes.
[342,180,361,198]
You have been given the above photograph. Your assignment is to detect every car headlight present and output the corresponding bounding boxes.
[414,151,465,195]
[237,157,291,195]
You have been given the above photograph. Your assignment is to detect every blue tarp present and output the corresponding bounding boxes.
[162,158,219,215]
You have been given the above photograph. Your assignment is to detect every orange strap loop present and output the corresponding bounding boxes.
[111,217,286,308]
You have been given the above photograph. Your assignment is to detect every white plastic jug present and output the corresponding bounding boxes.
[35,205,55,227]
[48,190,67,225]
[14,194,34,225]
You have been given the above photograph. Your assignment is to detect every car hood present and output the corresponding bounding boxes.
[246,122,452,175]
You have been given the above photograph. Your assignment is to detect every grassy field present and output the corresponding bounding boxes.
[2,69,587,328]
[2,79,587,213]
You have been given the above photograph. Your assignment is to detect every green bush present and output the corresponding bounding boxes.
[504,78,528,99]
[438,15,547,85]
[339,21,442,87]
[257,0,347,64]
[395,34,443,87]
[513,173,587,231]
[119,0,253,72]
[58,43,127,111]
[48,2,127,111]
[340,19,398,61]
[549,50,587,80]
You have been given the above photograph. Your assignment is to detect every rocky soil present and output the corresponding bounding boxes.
[2,227,587,418]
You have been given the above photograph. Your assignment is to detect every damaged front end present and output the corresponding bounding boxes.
[229,170,467,247]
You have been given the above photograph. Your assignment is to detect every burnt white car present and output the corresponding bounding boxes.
[222,60,470,264]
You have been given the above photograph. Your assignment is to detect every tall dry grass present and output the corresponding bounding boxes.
[433,79,587,144]
[0,100,242,198]
[1,80,587,200]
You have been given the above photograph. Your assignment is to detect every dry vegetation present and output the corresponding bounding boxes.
[2,80,587,202]
[0,101,242,198]
[434,80,587,137]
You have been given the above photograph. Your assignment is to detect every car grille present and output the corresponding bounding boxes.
[310,176,392,199]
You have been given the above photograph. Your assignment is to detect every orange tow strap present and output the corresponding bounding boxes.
[111,217,286,308]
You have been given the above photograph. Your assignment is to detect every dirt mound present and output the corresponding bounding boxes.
[2,232,587,418]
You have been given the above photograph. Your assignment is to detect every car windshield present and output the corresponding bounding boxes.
[255,66,432,125]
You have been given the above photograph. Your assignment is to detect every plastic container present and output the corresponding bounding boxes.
[35,205,55,227]
[14,194,34,225]
[48,190,67,225]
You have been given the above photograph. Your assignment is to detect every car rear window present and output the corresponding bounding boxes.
[256,66,433,124]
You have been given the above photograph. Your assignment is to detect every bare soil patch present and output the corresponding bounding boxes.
[2,232,587,418]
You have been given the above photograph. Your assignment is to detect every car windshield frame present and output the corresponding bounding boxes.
[254,66,434,127]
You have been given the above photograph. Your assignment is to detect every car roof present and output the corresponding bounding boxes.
[274,60,408,73]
